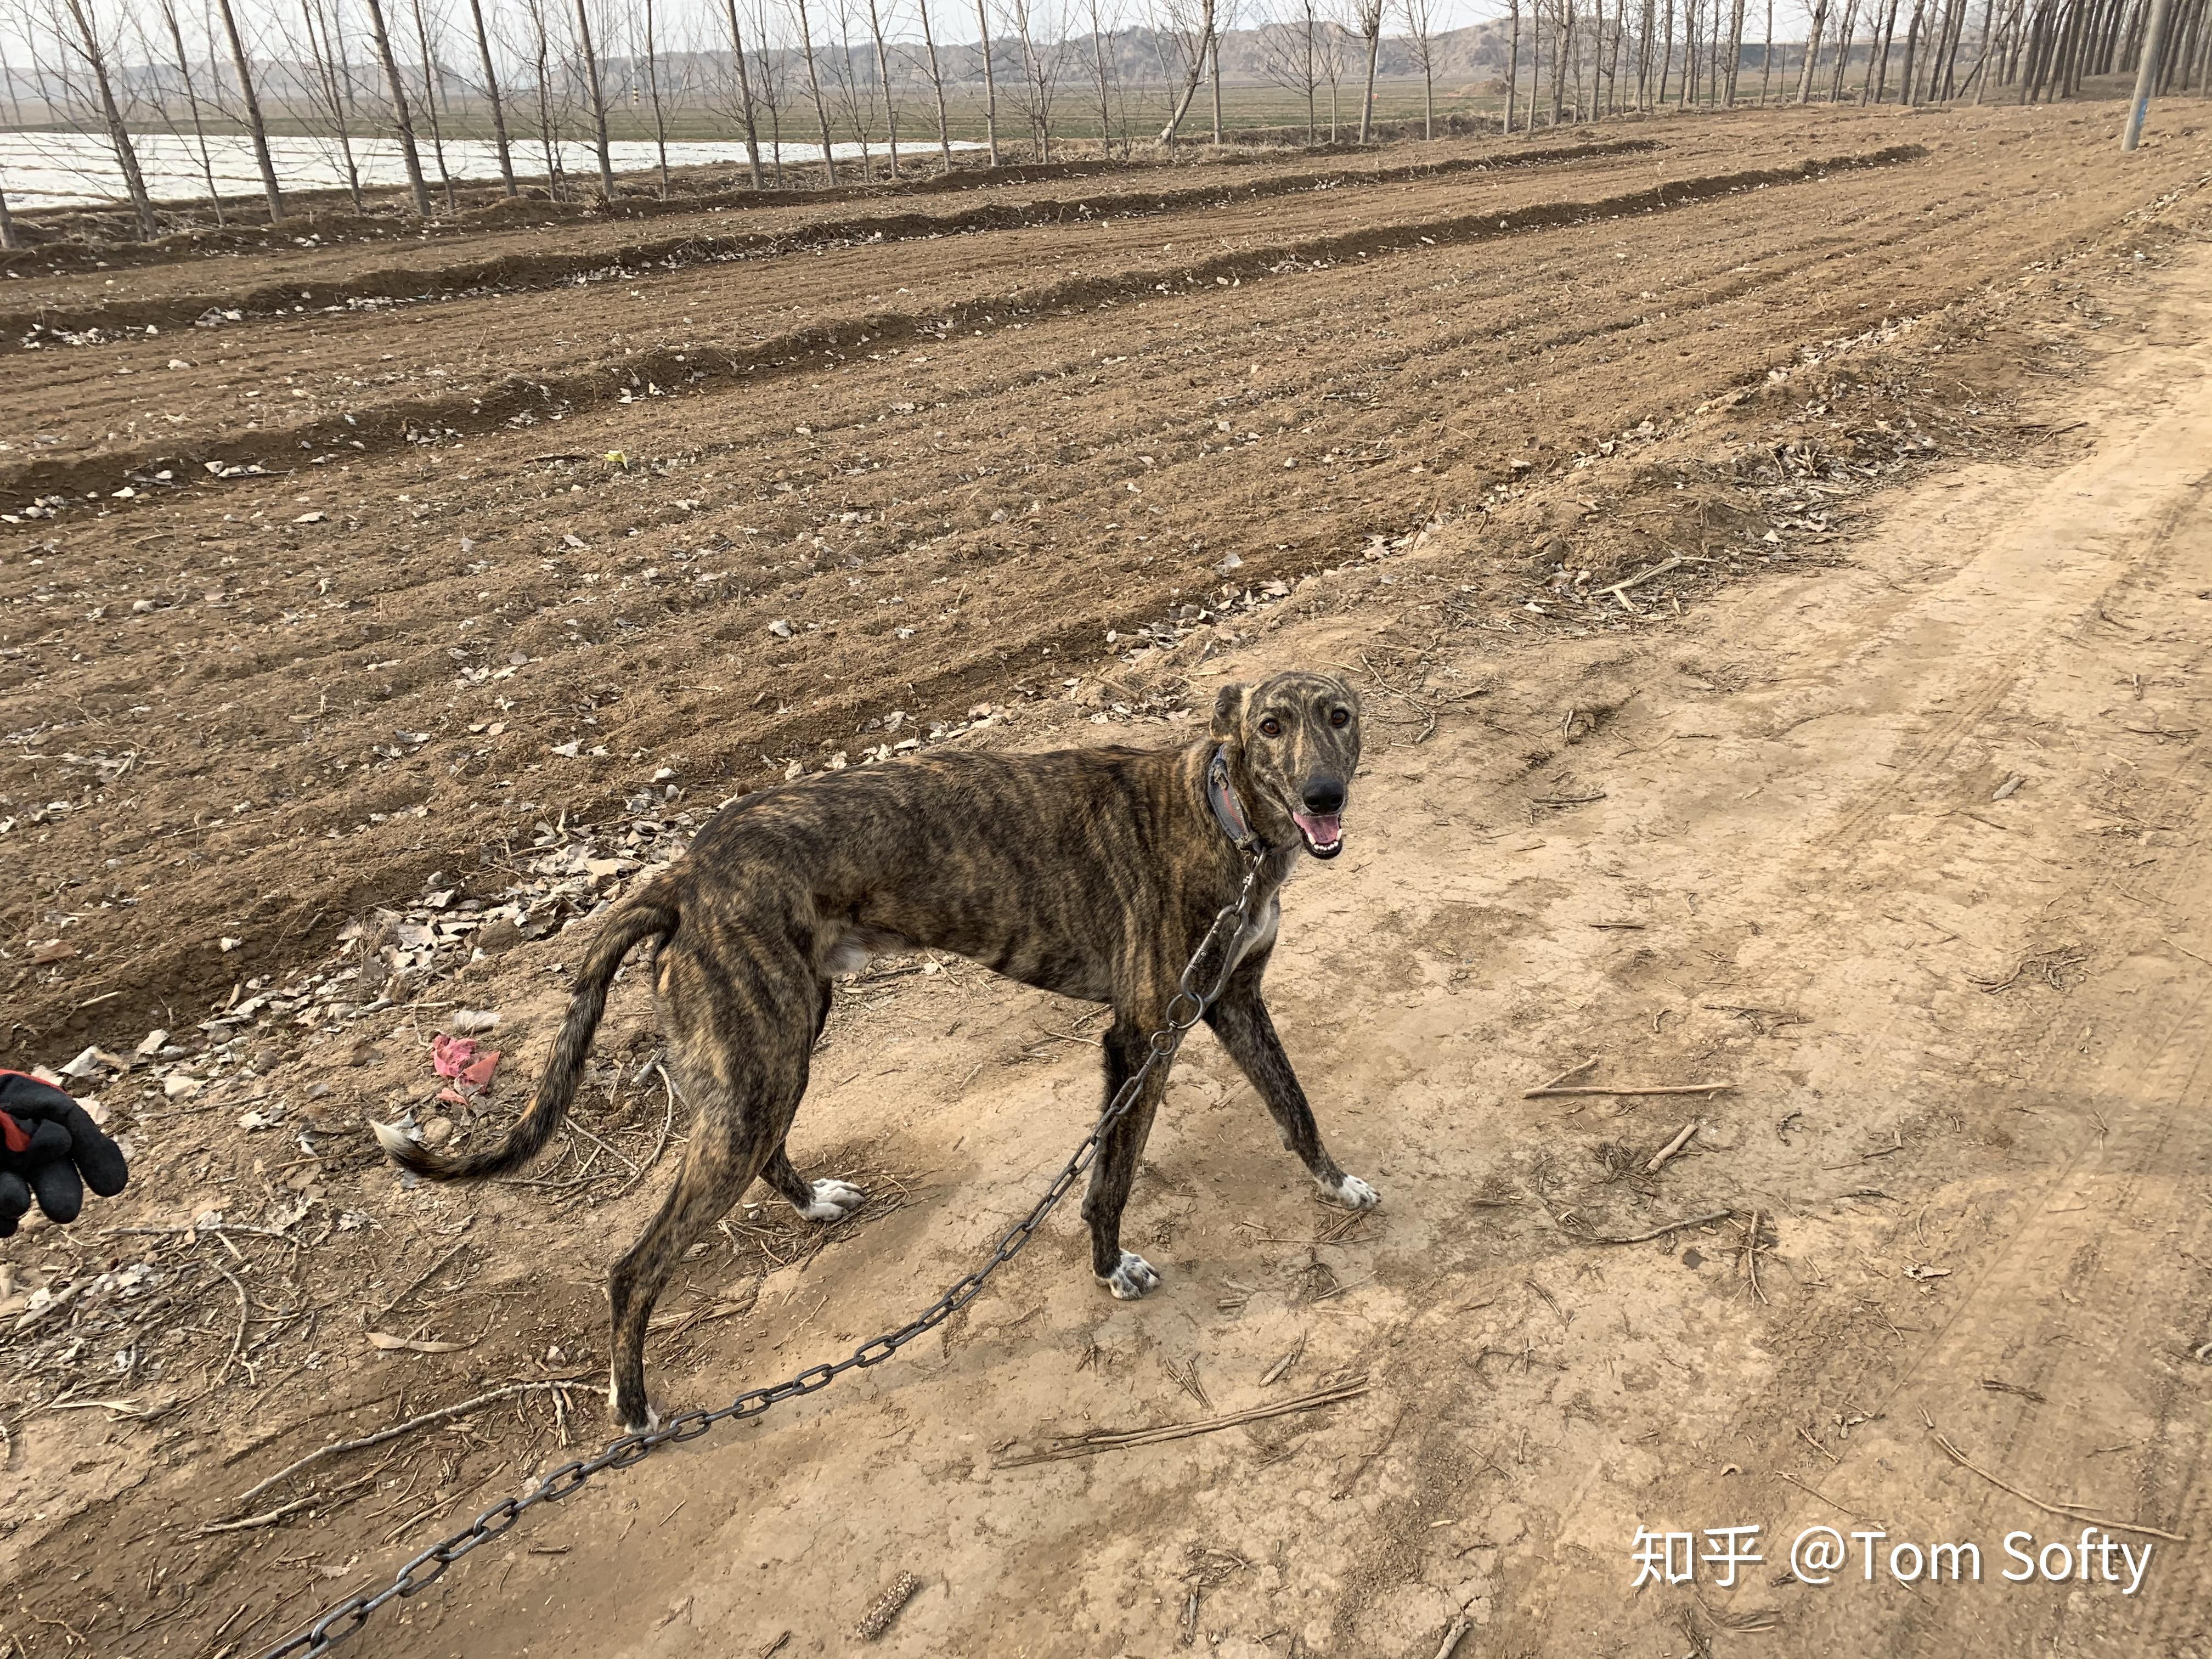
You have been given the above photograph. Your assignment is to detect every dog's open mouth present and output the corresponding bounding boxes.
[1291,810,1344,859]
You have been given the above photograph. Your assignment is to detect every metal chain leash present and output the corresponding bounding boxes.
[261,852,1268,1658]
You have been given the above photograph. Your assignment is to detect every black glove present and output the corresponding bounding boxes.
[1,1071,129,1237]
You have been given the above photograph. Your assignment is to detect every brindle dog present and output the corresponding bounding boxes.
[375,670,1376,1430]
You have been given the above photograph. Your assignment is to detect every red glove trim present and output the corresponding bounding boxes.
[0,1111,28,1155]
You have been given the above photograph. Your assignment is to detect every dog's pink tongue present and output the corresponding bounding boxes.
[1293,810,1342,845]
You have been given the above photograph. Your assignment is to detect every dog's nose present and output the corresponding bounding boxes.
[1301,777,1346,814]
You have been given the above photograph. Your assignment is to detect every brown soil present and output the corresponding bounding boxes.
[3,101,2211,1659]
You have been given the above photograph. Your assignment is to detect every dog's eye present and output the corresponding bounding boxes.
[1329,708,1350,729]
[1258,718,1282,738]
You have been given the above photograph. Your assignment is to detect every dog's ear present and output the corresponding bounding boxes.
[1210,682,1249,743]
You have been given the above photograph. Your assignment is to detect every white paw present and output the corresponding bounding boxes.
[1097,1251,1161,1300]
[1322,1173,1381,1210]
[610,1383,662,1435]
[795,1177,866,1222]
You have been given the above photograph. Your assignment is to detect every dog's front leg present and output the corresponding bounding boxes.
[1204,964,1380,1211]
[1080,1012,1171,1299]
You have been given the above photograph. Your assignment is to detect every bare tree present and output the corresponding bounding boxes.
[913,0,956,166]
[211,0,285,221]
[1006,0,1066,156]
[1506,0,1525,123]
[1724,0,1748,95]
[1402,0,1438,132]
[292,0,367,210]
[752,0,790,182]
[1353,0,1383,137]
[1154,0,1217,140]
[48,0,160,236]
[358,0,435,211]
[1209,0,1226,140]
[636,0,672,195]
[1797,0,1831,94]
[1827,0,1861,94]
[1085,0,1122,152]
[824,0,879,177]
[571,0,616,195]
[515,0,568,196]
[410,0,460,210]
[976,0,1002,161]
[863,0,902,175]
[144,0,225,223]
[723,0,768,185]
[793,0,841,180]
[1317,7,1349,137]
[461,0,518,191]
[1256,0,1324,141]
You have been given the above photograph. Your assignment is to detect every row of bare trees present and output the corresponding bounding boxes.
[1479,0,2207,124]
[3,0,2206,244]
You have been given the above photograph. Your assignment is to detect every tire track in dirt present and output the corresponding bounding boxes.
[0,146,1918,511]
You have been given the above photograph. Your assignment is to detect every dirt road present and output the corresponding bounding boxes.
[3,106,2211,1659]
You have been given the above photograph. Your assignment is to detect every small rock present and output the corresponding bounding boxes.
[419,1116,456,1149]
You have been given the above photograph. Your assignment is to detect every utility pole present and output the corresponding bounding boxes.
[2121,0,2174,150]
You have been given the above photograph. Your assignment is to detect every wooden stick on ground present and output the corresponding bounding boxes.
[194,1475,376,1536]
[1603,553,1686,598]
[1524,1081,1735,1099]
[1432,1615,1472,1659]
[1646,1121,1700,1175]
[1928,1427,2190,1543]
[995,1381,1369,1468]
[234,1379,601,1508]
[1568,1209,1735,1246]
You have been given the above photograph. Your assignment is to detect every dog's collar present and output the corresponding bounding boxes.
[1206,745,1266,854]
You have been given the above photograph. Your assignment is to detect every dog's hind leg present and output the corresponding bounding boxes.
[607,940,814,1432]
[1203,951,1379,1211]
[756,978,866,1222]
[1080,1007,1172,1300]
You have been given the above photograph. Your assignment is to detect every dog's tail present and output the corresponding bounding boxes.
[370,879,681,1181]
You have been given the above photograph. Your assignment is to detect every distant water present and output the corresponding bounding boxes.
[0,128,985,210]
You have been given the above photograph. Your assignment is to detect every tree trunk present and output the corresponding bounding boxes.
[725,0,768,186]
[1159,0,1218,142]
[302,0,366,209]
[0,183,19,250]
[59,0,159,239]
[1507,2,1523,127]
[977,0,1002,162]
[410,0,459,211]
[213,0,286,222]
[921,0,956,169]
[1359,24,1381,138]
[1898,0,1927,99]
[795,0,841,182]
[466,0,518,191]
[571,0,616,197]
[1211,30,1224,141]
[1725,0,1748,97]
[362,0,433,215]
[1798,0,1831,94]
[867,0,902,177]
[159,0,228,224]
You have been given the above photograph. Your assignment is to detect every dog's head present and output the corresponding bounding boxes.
[1211,670,1363,860]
